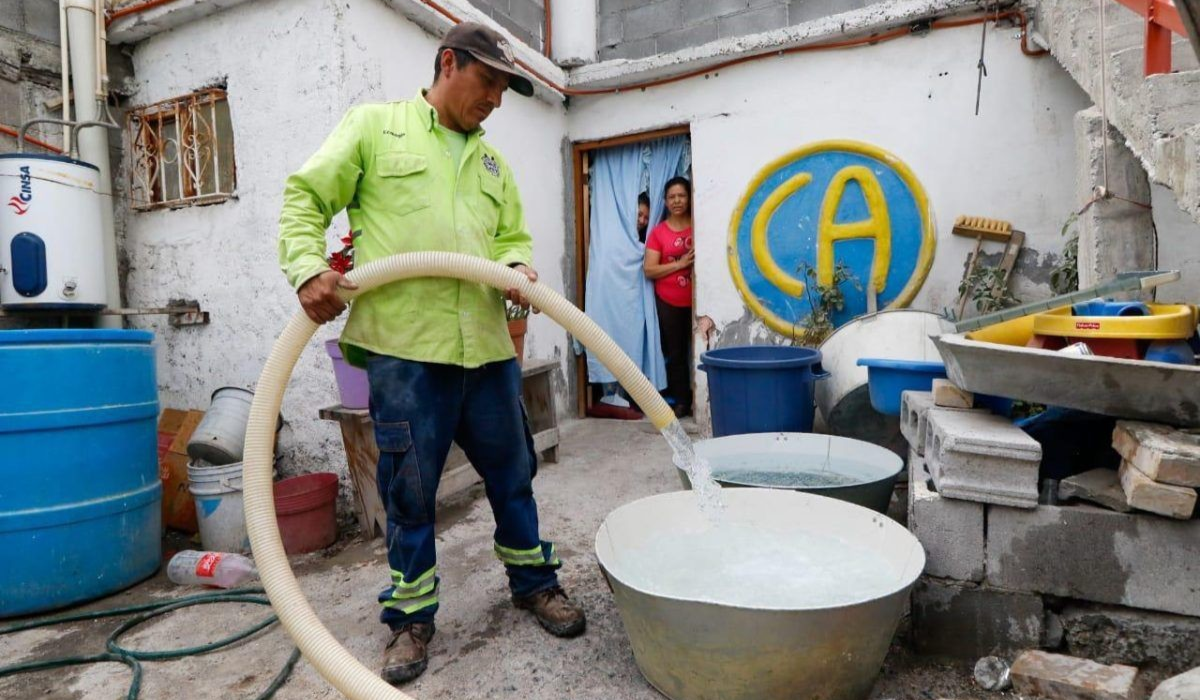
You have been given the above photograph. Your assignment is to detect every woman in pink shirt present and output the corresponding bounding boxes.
[643,177,694,418]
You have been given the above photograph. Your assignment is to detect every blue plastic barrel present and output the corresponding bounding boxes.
[698,346,827,437]
[0,329,161,617]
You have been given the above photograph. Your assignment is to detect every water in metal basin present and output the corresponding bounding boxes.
[710,453,879,489]
[618,522,898,609]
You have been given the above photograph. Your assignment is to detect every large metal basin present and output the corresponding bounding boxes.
[814,310,944,456]
[596,490,924,700]
[677,433,904,513]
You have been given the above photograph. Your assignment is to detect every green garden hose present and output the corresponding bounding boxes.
[0,587,301,699]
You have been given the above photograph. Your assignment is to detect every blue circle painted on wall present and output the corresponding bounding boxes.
[728,140,936,336]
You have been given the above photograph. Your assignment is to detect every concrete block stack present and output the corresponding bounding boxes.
[900,388,1200,666]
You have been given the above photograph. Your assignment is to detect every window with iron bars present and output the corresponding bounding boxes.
[127,89,236,211]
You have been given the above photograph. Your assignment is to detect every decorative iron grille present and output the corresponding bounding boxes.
[127,89,236,211]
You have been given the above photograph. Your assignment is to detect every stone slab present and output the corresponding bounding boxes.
[1063,604,1200,675]
[1114,422,1200,488]
[932,378,974,409]
[908,473,985,581]
[1152,667,1200,700]
[987,502,1200,617]
[911,577,1043,658]
[926,410,1041,508]
[1119,461,1198,520]
[1059,468,1134,513]
[1011,650,1139,700]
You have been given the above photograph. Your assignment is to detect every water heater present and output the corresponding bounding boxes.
[0,153,106,309]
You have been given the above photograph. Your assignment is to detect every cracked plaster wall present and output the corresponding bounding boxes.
[121,0,570,488]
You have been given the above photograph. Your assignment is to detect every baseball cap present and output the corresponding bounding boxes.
[440,22,535,97]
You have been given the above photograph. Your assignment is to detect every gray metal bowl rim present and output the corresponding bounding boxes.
[594,489,924,613]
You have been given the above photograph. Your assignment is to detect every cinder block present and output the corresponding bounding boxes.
[1063,604,1200,675]
[900,391,934,454]
[716,4,788,38]
[908,447,927,482]
[788,0,868,25]
[908,474,984,581]
[901,391,986,456]
[597,12,622,47]
[1011,650,1139,700]
[1113,421,1200,488]
[654,22,718,53]
[911,577,1043,658]
[622,0,681,42]
[682,0,749,24]
[926,410,1041,508]
[1119,461,1197,520]
[986,502,1200,617]
[598,36,655,61]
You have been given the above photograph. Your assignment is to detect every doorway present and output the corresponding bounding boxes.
[571,125,694,418]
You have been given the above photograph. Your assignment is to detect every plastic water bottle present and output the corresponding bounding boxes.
[167,550,258,588]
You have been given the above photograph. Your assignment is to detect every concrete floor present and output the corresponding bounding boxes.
[0,419,999,699]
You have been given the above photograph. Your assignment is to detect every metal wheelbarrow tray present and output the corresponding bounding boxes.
[933,334,1200,427]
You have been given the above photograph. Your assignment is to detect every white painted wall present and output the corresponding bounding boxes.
[568,24,1091,430]
[122,0,569,483]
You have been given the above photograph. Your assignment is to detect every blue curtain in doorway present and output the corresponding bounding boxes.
[584,135,688,387]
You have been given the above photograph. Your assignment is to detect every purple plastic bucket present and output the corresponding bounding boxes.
[324,339,369,409]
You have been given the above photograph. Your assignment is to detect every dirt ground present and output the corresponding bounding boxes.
[1,419,1011,699]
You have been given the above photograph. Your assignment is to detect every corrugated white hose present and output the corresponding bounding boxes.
[243,252,676,699]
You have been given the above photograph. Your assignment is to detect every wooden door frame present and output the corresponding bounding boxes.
[571,123,692,418]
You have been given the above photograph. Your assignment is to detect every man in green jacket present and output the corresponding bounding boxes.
[278,23,585,686]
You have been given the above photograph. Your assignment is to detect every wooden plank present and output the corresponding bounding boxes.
[338,418,386,538]
[576,146,590,419]
[533,427,561,464]
[572,123,691,151]
[521,357,557,377]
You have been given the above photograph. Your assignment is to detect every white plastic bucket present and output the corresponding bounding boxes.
[188,387,282,465]
[188,460,249,553]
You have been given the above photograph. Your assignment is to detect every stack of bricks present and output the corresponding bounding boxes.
[900,385,1200,663]
[1111,421,1200,519]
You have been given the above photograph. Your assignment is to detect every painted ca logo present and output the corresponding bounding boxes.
[728,140,935,336]
[7,197,28,215]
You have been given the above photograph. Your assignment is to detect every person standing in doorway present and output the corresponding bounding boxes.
[636,191,651,243]
[643,177,694,418]
[278,23,585,688]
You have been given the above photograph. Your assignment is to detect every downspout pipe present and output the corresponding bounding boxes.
[63,0,122,328]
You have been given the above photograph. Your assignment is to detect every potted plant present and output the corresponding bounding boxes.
[507,302,529,366]
[323,231,370,409]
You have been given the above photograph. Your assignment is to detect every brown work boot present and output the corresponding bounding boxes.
[513,586,586,637]
[380,622,435,686]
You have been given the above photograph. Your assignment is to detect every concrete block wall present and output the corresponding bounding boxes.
[902,398,1200,661]
[467,0,546,54]
[596,0,873,61]
[1,0,65,152]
